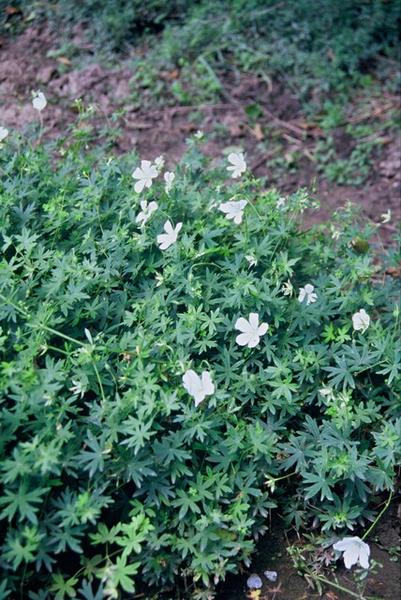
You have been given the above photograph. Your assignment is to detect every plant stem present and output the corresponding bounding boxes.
[362,491,394,541]
[313,574,366,599]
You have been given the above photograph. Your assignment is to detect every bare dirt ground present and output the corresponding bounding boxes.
[1,24,400,600]
[1,25,400,240]
[218,503,401,600]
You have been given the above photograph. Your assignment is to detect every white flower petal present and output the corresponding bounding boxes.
[236,332,251,346]
[235,317,252,333]
[343,546,359,569]
[0,127,9,142]
[134,180,145,194]
[32,91,47,112]
[258,323,269,336]
[247,334,261,348]
[201,371,215,395]
[248,313,259,329]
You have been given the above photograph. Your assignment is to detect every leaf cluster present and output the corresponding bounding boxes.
[0,134,400,597]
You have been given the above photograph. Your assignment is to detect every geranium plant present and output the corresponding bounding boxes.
[0,133,400,598]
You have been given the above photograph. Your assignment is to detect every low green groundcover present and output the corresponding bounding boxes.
[0,134,400,598]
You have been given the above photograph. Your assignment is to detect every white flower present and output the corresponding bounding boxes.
[132,160,158,193]
[380,209,391,224]
[164,171,175,194]
[277,197,286,209]
[298,284,317,305]
[157,220,182,250]
[0,126,9,142]
[182,369,214,407]
[245,254,258,268]
[333,537,370,570]
[281,280,293,297]
[32,91,47,112]
[352,309,370,333]
[154,155,165,171]
[227,152,246,178]
[135,200,158,226]
[264,571,277,582]
[194,130,204,140]
[235,312,268,348]
[247,574,262,589]
[218,200,247,224]
[319,386,335,400]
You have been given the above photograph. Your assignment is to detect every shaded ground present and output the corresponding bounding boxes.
[1,25,400,241]
[218,502,401,600]
[1,23,400,600]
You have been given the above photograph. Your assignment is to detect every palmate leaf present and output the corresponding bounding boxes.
[323,354,355,389]
[109,555,140,594]
[78,580,104,600]
[0,131,399,596]
[0,482,48,524]
[303,471,334,501]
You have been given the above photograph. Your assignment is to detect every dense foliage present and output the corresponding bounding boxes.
[2,1,400,97]
[0,134,400,598]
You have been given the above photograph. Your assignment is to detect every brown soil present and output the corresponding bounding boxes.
[1,26,400,238]
[218,502,401,600]
[1,23,400,600]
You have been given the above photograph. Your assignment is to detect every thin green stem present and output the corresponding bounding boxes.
[92,360,107,406]
[269,471,296,483]
[362,491,393,541]
[29,323,86,347]
[0,292,86,347]
[313,574,366,599]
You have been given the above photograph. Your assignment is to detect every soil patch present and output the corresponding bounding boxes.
[1,26,400,238]
[218,502,401,600]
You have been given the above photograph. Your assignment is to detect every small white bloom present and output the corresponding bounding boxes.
[194,130,204,140]
[32,91,47,112]
[333,537,370,570]
[227,152,247,178]
[132,160,158,194]
[0,126,9,142]
[182,369,214,407]
[380,209,391,224]
[298,284,317,305]
[154,155,165,171]
[352,309,370,333]
[281,280,293,297]
[69,379,87,398]
[218,200,247,224]
[247,574,262,589]
[135,200,158,226]
[331,229,341,240]
[277,197,286,209]
[164,171,175,194]
[235,312,269,348]
[264,570,277,582]
[245,254,258,268]
[319,386,335,401]
[157,220,182,250]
